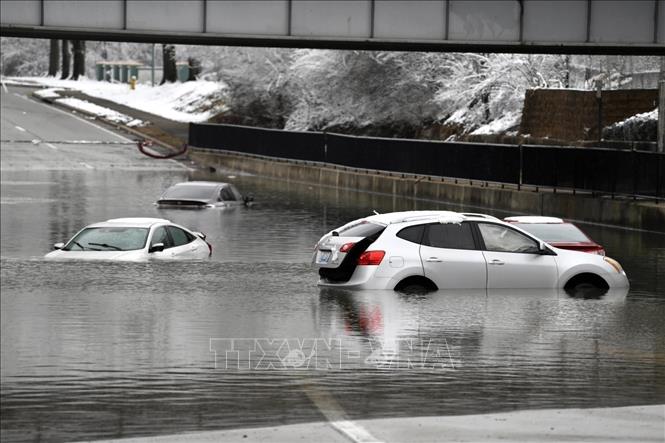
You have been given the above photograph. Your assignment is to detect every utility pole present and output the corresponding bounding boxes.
[658,80,664,153]
[151,43,155,86]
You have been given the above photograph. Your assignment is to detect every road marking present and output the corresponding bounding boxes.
[14,125,26,132]
[302,382,383,443]
[1,82,7,93]
[79,162,94,169]
[46,143,58,150]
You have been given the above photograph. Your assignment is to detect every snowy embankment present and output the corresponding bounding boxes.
[602,108,658,142]
[2,76,228,123]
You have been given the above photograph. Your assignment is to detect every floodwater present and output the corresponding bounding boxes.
[2,165,664,442]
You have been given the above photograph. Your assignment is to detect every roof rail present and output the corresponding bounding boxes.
[460,213,500,221]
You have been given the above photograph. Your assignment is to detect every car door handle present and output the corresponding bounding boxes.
[489,259,505,265]
[425,257,443,262]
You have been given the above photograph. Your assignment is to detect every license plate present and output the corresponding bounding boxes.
[317,250,332,264]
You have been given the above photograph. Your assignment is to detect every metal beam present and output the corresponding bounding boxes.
[2,24,663,55]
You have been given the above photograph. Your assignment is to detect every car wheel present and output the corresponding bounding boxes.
[565,274,609,298]
[395,277,437,294]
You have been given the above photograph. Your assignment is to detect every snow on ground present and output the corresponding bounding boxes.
[471,112,521,135]
[54,97,144,127]
[33,87,63,99]
[616,108,658,125]
[2,76,228,123]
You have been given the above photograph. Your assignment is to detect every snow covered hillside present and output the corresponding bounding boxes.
[3,76,228,123]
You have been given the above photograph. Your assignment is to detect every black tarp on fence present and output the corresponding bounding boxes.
[189,123,664,198]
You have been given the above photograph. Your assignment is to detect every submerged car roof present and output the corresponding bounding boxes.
[88,218,171,228]
[505,216,565,224]
[362,211,497,225]
[170,181,230,188]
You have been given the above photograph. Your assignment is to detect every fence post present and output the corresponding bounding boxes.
[658,80,664,153]
[632,148,637,200]
[323,131,328,163]
[518,144,523,191]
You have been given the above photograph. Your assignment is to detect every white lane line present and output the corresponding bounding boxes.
[79,162,94,169]
[46,143,58,150]
[302,382,383,443]
[42,99,134,143]
[14,125,26,132]
[1,82,8,93]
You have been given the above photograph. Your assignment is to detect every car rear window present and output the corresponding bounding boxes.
[162,185,217,200]
[422,222,476,250]
[397,225,425,244]
[513,223,590,242]
[337,221,385,238]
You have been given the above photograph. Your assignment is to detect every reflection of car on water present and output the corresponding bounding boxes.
[156,181,253,209]
[504,216,605,255]
[45,218,212,261]
[312,211,628,294]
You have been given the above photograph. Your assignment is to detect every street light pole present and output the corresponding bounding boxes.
[151,43,155,87]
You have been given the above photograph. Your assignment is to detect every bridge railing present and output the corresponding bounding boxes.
[189,123,664,200]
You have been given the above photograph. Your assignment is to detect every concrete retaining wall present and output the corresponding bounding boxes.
[190,148,665,233]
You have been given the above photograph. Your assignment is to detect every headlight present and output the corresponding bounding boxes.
[603,257,624,273]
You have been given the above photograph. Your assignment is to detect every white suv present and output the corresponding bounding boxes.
[312,211,628,293]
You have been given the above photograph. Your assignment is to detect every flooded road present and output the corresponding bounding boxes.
[1,86,664,442]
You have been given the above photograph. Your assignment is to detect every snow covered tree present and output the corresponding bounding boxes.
[48,39,59,77]
[161,44,177,84]
[433,53,567,135]
[71,40,85,80]
[60,40,71,79]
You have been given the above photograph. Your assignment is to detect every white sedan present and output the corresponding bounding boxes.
[312,211,629,294]
[45,218,212,261]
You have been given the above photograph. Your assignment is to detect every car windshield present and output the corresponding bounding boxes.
[513,223,591,243]
[64,227,149,251]
[161,185,217,200]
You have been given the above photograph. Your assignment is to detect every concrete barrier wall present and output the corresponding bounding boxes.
[520,89,659,141]
[190,148,665,233]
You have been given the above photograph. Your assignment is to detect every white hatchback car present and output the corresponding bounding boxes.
[312,211,628,293]
[45,218,212,261]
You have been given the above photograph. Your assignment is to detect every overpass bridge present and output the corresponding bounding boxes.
[1,0,664,54]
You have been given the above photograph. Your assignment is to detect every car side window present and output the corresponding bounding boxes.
[422,222,476,250]
[477,223,539,253]
[230,185,243,201]
[167,226,193,247]
[396,225,425,244]
[151,226,173,249]
[220,187,236,201]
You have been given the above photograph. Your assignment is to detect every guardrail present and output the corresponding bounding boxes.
[189,123,664,200]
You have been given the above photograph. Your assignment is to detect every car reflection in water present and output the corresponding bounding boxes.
[316,287,629,372]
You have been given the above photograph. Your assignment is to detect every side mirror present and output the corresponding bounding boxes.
[538,242,555,255]
[149,243,165,253]
[243,195,254,205]
[53,242,65,250]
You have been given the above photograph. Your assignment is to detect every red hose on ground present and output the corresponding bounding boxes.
[137,139,188,159]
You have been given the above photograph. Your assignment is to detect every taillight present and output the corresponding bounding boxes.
[357,250,385,266]
[340,242,356,253]
[206,242,213,256]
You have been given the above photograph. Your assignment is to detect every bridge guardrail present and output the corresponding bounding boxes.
[189,123,664,200]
